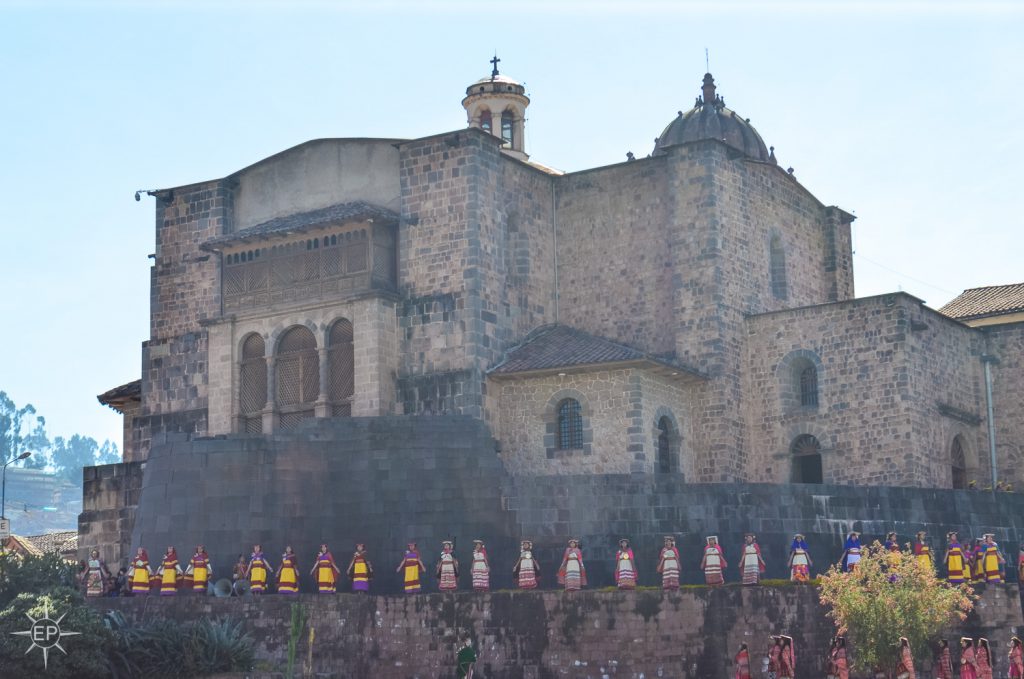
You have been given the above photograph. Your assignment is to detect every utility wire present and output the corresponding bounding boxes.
[852,252,957,296]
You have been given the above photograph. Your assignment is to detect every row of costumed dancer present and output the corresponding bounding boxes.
[84,529,1018,597]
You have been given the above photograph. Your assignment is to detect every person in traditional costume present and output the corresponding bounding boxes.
[945,532,966,584]
[346,543,373,593]
[436,540,460,591]
[1009,637,1023,679]
[981,534,1005,583]
[734,642,751,679]
[470,539,490,591]
[1018,544,1024,583]
[912,532,932,572]
[841,531,861,572]
[129,549,152,595]
[312,543,341,593]
[657,536,681,590]
[614,538,637,590]
[157,547,182,596]
[231,554,247,595]
[976,638,993,679]
[396,542,426,594]
[971,538,987,583]
[700,535,727,586]
[557,538,587,591]
[456,635,477,679]
[934,639,953,679]
[276,545,299,595]
[896,637,916,679]
[832,636,849,679]
[961,637,979,679]
[81,549,110,597]
[187,545,211,594]
[739,533,766,585]
[884,532,900,552]
[512,540,540,589]
[245,544,271,594]
[766,636,782,679]
[778,635,795,679]
[788,533,813,582]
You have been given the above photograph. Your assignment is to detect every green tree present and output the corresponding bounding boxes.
[818,540,975,673]
[0,391,50,465]
[50,435,119,484]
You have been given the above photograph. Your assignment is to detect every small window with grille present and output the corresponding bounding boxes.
[557,398,583,450]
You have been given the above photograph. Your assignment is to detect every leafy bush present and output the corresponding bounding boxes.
[0,587,112,679]
[104,610,255,678]
[0,551,77,609]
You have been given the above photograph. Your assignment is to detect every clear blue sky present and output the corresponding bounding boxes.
[1,1,1021,450]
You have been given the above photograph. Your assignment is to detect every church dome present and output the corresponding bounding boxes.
[653,73,772,162]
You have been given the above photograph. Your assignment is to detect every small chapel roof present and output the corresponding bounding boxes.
[97,379,142,414]
[201,200,399,251]
[488,324,705,381]
[939,283,1024,322]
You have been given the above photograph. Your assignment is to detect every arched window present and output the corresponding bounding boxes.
[479,109,492,133]
[327,318,354,417]
[239,333,266,434]
[501,110,514,146]
[951,435,967,489]
[770,233,788,300]
[798,363,818,408]
[791,434,823,484]
[276,326,319,430]
[657,416,675,473]
[557,398,583,450]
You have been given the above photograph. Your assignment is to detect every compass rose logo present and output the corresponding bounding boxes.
[11,602,81,669]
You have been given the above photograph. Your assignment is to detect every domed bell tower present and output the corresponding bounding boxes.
[462,55,530,161]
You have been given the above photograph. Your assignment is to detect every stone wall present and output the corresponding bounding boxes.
[93,585,1021,679]
[743,293,990,487]
[77,461,144,565]
[984,323,1024,486]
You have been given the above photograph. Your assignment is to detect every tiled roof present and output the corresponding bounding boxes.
[5,531,78,557]
[939,283,1024,321]
[97,379,142,413]
[202,201,399,250]
[488,324,705,379]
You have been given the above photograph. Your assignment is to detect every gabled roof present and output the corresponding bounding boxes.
[201,200,399,251]
[939,283,1024,321]
[98,379,142,414]
[3,531,78,558]
[488,324,706,381]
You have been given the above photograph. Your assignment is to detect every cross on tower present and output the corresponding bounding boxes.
[490,54,501,78]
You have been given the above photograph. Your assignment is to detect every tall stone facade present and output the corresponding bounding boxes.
[90,66,1024,565]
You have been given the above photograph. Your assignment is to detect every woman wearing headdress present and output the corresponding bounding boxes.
[788,533,813,583]
[1009,636,1023,678]
[614,538,637,590]
[739,533,766,586]
[734,642,751,679]
[700,536,727,586]
[971,538,987,583]
[81,549,110,597]
[276,545,299,595]
[960,637,979,679]
[513,540,540,589]
[976,638,993,679]
[766,636,782,679]
[158,546,183,596]
[312,543,341,593]
[884,532,900,552]
[934,639,953,679]
[657,536,681,590]
[187,545,212,594]
[778,636,795,679]
[557,538,587,591]
[832,636,849,679]
[945,532,966,584]
[841,531,861,572]
[396,542,426,594]
[469,540,490,591]
[245,544,271,594]
[436,540,460,592]
[129,547,152,595]
[1018,544,1024,583]
[346,543,373,593]
[912,532,932,572]
[981,534,1005,583]
[895,637,916,679]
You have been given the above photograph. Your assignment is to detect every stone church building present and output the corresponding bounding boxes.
[87,64,1024,579]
